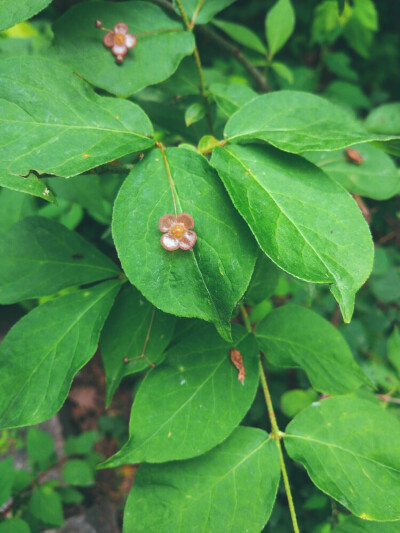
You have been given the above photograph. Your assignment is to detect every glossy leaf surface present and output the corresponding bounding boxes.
[102,325,259,465]
[285,397,400,521]
[305,144,400,200]
[123,427,280,533]
[0,0,51,31]
[0,56,154,178]
[224,91,400,153]
[112,148,257,340]
[52,2,195,97]
[0,280,121,429]
[0,217,120,304]
[101,285,176,406]
[211,144,374,322]
[255,305,369,394]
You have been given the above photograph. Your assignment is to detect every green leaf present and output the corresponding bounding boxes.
[0,189,36,234]
[59,487,84,504]
[0,518,30,533]
[210,82,257,118]
[304,144,400,200]
[0,0,51,31]
[123,427,280,533]
[213,19,267,55]
[334,515,400,532]
[51,1,195,97]
[270,62,294,84]
[173,0,236,25]
[0,56,154,178]
[184,101,206,127]
[324,51,358,82]
[365,103,400,135]
[27,428,55,470]
[29,486,64,527]
[210,144,374,322]
[62,459,95,487]
[101,285,176,407]
[64,431,99,455]
[343,0,378,58]
[0,216,120,305]
[0,457,14,507]
[223,91,400,153]
[102,325,259,466]
[255,305,370,394]
[324,81,370,110]
[265,0,295,56]
[245,252,280,305]
[388,327,400,376]
[0,169,55,202]
[0,280,121,429]
[311,0,346,45]
[284,397,400,521]
[280,389,318,418]
[112,148,257,341]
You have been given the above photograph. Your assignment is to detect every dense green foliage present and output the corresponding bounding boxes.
[0,0,399,531]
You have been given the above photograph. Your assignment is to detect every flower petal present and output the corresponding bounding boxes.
[179,230,197,250]
[176,213,194,229]
[103,32,114,47]
[125,33,137,48]
[112,44,127,56]
[114,23,128,34]
[158,214,176,232]
[161,233,180,251]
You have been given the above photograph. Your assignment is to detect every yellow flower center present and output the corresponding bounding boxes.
[114,33,125,45]
[171,224,185,239]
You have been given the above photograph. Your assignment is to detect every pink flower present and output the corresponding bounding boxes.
[103,23,137,63]
[159,213,197,251]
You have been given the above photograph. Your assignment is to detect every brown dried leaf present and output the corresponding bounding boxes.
[230,348,246,383]
[345,147,364,164]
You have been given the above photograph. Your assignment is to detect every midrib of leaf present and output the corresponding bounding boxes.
[222,146,340,286]
[0,282,119,421]
[284,433,400,474]
[150,436,272,530]
[163,150,226,327]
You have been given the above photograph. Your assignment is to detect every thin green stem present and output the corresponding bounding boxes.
[259,359,300,533]
[156,141,177,216]
[175,0,214,133]
[238,303,300,533]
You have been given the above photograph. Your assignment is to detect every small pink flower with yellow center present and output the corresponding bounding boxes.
[159,213,197,251]
[103,23,137,64]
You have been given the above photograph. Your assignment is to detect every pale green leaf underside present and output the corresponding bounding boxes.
[0,216,120,305]
[123,427,280,533]
[0,168,55,202]
[112,148,257,341]
[285,397,400,521]
[51,1,195,97]
[0,56,154,178]
[102,325,259,466]
[0,0,52,31]
[224,91,400,153]
[304,143,399,201]
[210,144,374,322]
[173,0,236,25]
[255,305,370,394]
[0,280,121,429]
[100,285,176,407]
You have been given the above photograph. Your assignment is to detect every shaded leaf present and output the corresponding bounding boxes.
[224,91,400,154]
[0,189,36,234]
[0,56,154,178]
[213,19,267,54]
[265,0,295,56]
[304,144,400,200]
[29,486,64,526]
[51,1,195,97]
[102,325,259,466]
[100,285,176,407]
[0,216,120,305]
[27,428,55,470]
[62,460,95,487]
[173,0,236,25]
[0,457,14,507]
[365,103,400,135]
[0,518,30,533]
[112,148,257,341]
[255,305,370,394]
[184,101,206,126]
[284,397,400,521]
[123,427,280,533]
[245,252,280,305]
[270,62,293,83]
[280,389,318,418]
[0,280,121,429]
[334,515,400,532]
[210,82,257,118]
[64,431,99,455]
[0,0,51,31]
[388,327,400,377]
[210,144,374,322]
